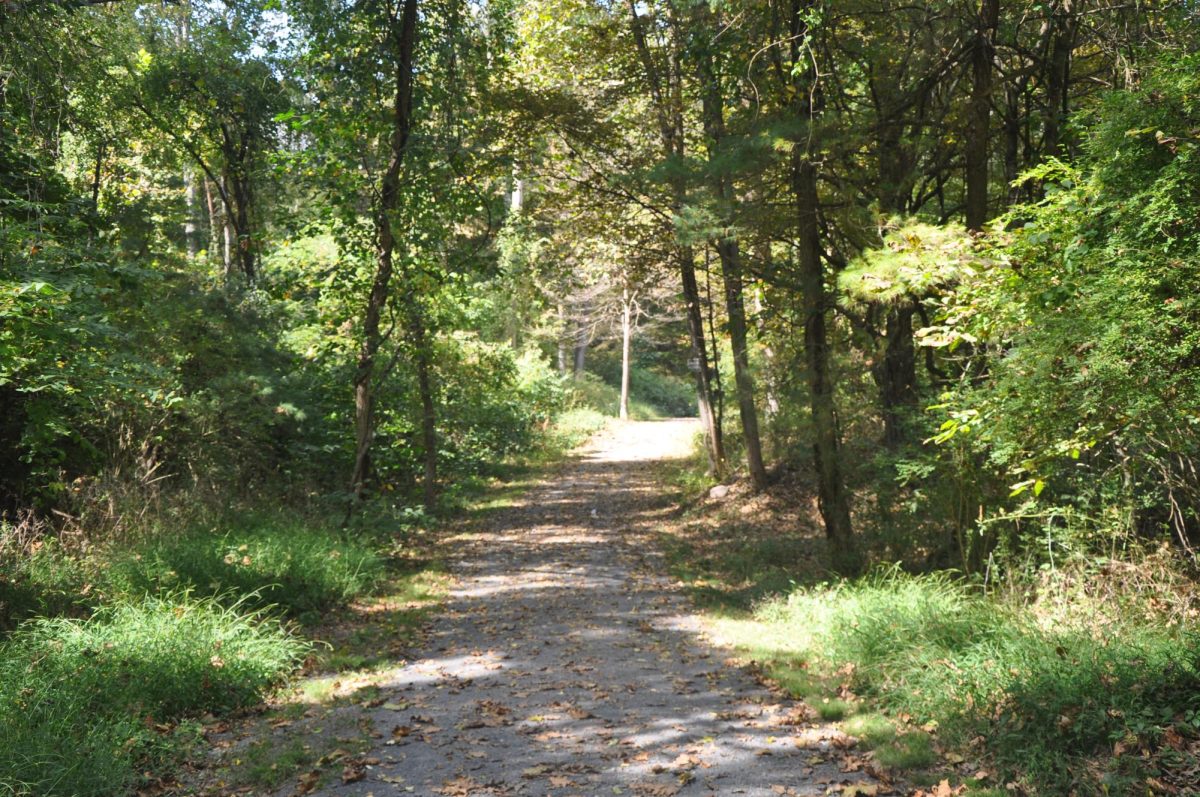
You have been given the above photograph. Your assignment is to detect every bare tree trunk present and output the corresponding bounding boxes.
[720,250,767,488]
[875,305,916,445]
[1042,0,1077,160]
[350,0,419,504]
[407,297,438,512]
[965,0,999,231]
[620,289,633,421]
[572,306,588,378]
[1003,86,1022,205]
[682,247,724,472]
[90,140,105,213]
[232,176,255,281]
[184,170,200,257]
[222,199,234,282]
[203,177,220,268]
[178,1,201,259]
[794,157,857,569]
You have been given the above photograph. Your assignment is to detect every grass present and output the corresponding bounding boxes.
[0,507,435,796]
[106,513,387,622]
[654,442,1200,792]
[712,568,1200,793]
[0,536,94,632]
[566,371,674,421]
[0,594,307,797]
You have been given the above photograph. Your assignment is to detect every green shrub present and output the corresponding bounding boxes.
[107,516,385,618]
[569,365,696,420]
[0,594,306,796]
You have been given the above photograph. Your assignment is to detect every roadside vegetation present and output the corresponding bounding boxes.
[0,355,680,795]
[4,0,1199,795]
[663,477,1200,794]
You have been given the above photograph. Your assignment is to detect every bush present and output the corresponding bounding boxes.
[106,515,385,619]
[0,594,306,796]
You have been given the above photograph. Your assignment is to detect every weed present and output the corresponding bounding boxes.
[843,713,896,748]
[815,698,854,721]
[873,731,936,770]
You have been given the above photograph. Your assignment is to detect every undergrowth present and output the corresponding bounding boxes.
[107,515,386,621]
[0,594,306,796]
[714,569,1200,794]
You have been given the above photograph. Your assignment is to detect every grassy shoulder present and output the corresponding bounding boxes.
[655,457,1200,796]
[0,507,409,797]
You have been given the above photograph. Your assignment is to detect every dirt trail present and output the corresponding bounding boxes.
[301,420,873,796]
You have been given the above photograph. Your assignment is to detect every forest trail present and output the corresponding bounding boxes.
[301,420,874,797]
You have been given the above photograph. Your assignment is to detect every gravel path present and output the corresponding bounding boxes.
[303,420,873,797]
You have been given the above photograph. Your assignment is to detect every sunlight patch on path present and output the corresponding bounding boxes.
[287,419,878,797]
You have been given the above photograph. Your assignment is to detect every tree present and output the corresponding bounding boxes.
[625,0,725,474]
[783,0,858,567]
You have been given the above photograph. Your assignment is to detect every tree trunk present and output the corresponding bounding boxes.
[626,0,724,473]
[90,140,105,213]
[793,156,857,568]
[720,246,768,488]
[222,203,234,281]
[233,176,255,281]
[203,177,220,268]
[350,0,419,503]
[556,303,569,375]
[184,169,200,257]
[875,305,916,445]
[1003,86,1021,205]
[694,16,767,489]
[965,0,999,231]
[620,290,632,421]
[683,247,725,472]
[407,297,438,512]
[1043,0,1077,160]
[572,308,588,378]
[788,0,857,569]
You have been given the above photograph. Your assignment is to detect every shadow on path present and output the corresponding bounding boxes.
[297,420,875,797]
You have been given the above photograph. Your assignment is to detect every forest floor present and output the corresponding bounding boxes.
[188,419,886,797]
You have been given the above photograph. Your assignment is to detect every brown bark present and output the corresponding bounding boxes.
[406,296,438,512]
[619,289,633,421]
[573,312,588,378]
[875,305,916,445]
[1042,0,1077,160]
[556,303,569,375]
[202,177,221,268]
[350,0,419,504]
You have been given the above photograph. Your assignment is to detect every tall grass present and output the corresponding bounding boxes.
[107,515,386,620]
[0,594,307,796]
[0,537,92,632]
[744,570,1200,793]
